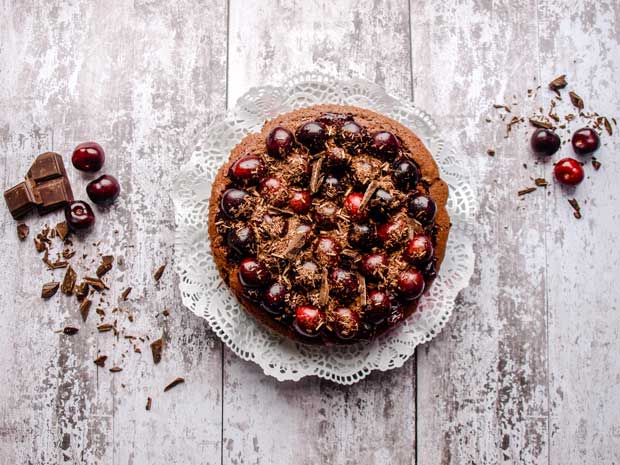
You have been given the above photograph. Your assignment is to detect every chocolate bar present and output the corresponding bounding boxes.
[4,182,37,219]
[36,177,73,214]
[27,152,67,182]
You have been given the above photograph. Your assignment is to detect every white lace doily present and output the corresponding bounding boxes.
[172,72,476,385]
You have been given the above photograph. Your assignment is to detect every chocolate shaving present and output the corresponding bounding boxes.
[41,282,60,299]
[63,326,79,335]
[568,198,582,219]
[61,266,77,295]
[74,282,89,301]
[62,249,76,259]
[309,157,323,194]
[569,91,584,111]
[146,397,152,411]
[284,231,306,257]
[17,224,29,240]
[79,299,92,322]
[150,338,164,364]
[121,287,132,301]
[164,377,185,392]
[548,75,567,95]
[83,276,108,291]
[358,274,367,307]
[534,178,548,187]
[493,104,511,112]
[359,180,378,210]
[505,116,524,137]
[529,118,554,129]
[109,366,122,373]
[518,187,537,196]
[97,323,115,333]
[319,269,329,307]
[153,264,166,282]
[55,221,69,241]
[592,158,601,170]
[96,255,114,278]
[94,355,107,367]
[599,117,613,136]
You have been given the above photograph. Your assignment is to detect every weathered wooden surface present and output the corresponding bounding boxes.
[1,1,619,464]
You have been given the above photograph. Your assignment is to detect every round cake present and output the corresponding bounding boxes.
[208,104,450,344]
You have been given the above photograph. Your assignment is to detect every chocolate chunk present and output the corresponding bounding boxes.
[145,397,152,411]
[41,282,60,299]
[96,255,114,278]
[17,224,29,240]
[120,287,132,301]
[27,152,66,183]
[61,266,77,295]
[63,326,79,335]
[94,355,107,367]
[153,264,166,282]
[109,366,122,373]
[97,323,115,333]
[164,377,185,392]
[36,177,73,214]
[83,276,108,291]
[150,338,164,364]
[74,282,90,301]
[79,299,92,322]
[4,182,37,219]
[55,221,70,240]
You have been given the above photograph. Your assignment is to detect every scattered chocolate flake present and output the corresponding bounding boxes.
[94,355,107,367]
[41,282,60,299]
[529,118,554,130]
[568,198,582,219]
[17,224,29,240]
[109,366,122,373]
[150,338,164,364]
[74,282,89,301]
[309,157,323,194]
[518,187,537,196]
[548,75,567,95]
[121,287,132,301]
[599,117,613,136]
[505,116,524,137]
[79,299,92,322]
[134,347,142,354]
[34,237,46,253]
[493,104,511,112]
[63,326,79,335]
[146,397,152,411]
[55,221,69,241]
[96,255,114,278]
[153,264,166,282]
[42,250,68,270]
[164,377,185,392]
[161,309,170,317]
[487,149,495,157]
[61,266,77,295]
[319,269,329,307]
[62,249,76,259]
[534,178,548,187]
[97,323,115,333]
[83,276,108,291]
[569,91,584,112]
[96,308,106,317]
[592,158,602,170]
[359,180,378,210]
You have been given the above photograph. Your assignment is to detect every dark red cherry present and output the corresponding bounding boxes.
[228,154,266,184]
[259,177,288,207]
[226,225,256,256]
[407,192,436,225]
[554,158,584,185]
[294,305,325,337]
[320,175,343,199]
[404,234,434,265]
[220,188,250,219]
[314,236,341,266]
[288,190,312,214]
[421,256,438,280]
[397,269,425,300]
[376,219,408,250]
[86,174,120,205]
[530,128,561,156]
[337,121,366,147]
[64,200,95,231]
[266,126,294,158]
[329,269,359,301]
[360,253,388,280]
[369,188,396,220]
[392,157,420,191]
[572,127,600,155]
[313,201,339,229]
[72,142,105,172]
[261,282,289,315]
[348,223,376,250]
[332,307,360,340]
[365,290,391,324]
[295,260,321,290]
[238,258,270,288]
[344,192,368,223]
[296,121,328,153]
[371,131,400,159]
[325,146,350,169]
[316,112,353,127]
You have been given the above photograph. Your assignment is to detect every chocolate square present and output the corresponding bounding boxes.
[4,182,36,219]
[36,177,74,214]
[27,152,66,183]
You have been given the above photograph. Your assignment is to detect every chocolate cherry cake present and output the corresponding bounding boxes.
[208,104,450,344]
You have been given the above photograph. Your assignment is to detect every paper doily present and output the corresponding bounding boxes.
[172,72,476,384]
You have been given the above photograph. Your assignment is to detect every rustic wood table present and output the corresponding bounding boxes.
[1,1,619,464]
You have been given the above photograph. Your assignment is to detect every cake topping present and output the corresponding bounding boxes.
[266,126,294,158]
[296,121,328,153]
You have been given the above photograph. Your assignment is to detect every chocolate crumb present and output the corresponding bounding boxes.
[529,118,554,130]
[150,338,164,364]
[534,178,548,187]
[164,377,185,392]
[518,187,537,196]
[55,221,69,241]
[41,282,60,299]
[487,149,495,157]
[548,75,567,95]
[96,255,114,278]
[146,397,152,411]
[62,249,76,260]
[63,326,79,335]
[109,366,122,373]
[162,309,170,317]
[569,91,584,112]
[79,299,92,322]
[154,264,166,282]
[599,117,613,136]
[61,266,77,295]
[17,224,29,240]
[83,276,108,291]
[94,355,107,367]
[34,237,46,253]
[592,159,602,170]
[568,198,582,219]
[493,104,511,112]
[121,287,132,301]
[97,323,115,333]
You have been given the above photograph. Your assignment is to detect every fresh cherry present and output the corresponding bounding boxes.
[266,126,294,158]
[365,290,391,324]
[397,269,425,300]
[288,190,312,214]
[369,188,396,220]
[392,157,420,191]
[64,200,95,231]
[314,236,341,266]
[238,258,270,288]
[348,223,375,250]
[332,307,360,340]
[228,154,265,185]
[554,158,584,185]
[421,256,438,280]
[407,192,436,225]
[261,282,289,315]
[220,188,250,219]
[296,121,328,153]
[371,131,400,159]
[72,142,105,172]
[226,225,256,256]
[572,127,600,155]
[325,146,350,169]
[86,174,120,205]
[376,219,408,250]
[316,112,353,127]
[321,175,343,199]
[360,253,388,280]
[404,234,434,265]
[343,192,368,223]
[337,121,366,147]
[313,201,339,229]
[329,269,359,301]
[259,177,288,207]
[530,128,561,156]
[294,305,325,337]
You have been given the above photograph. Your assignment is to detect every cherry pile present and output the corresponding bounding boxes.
[66,142,121,231]
[217,111,441,343]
